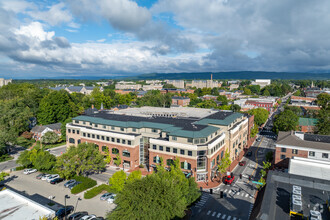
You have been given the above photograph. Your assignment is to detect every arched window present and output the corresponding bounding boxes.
[166,159,174,166]
[112,148,119,154]
[69,138,75,144]
[181,161,191,170]
[153,156,160,163]
[102,146,108,152]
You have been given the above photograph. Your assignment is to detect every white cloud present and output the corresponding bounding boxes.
[97,39,106,43]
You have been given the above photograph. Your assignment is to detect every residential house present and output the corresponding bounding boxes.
[31,123,62,140]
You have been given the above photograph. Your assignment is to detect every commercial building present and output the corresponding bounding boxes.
[142,84,163,91]
[171,96,190,106]
[66,108,249,184]
[234,97,277,112]
[304,87,329,98]
[0,78,12,87]
[0,189,55,220]
[160,88,194,94]
[165,80,185,89]
[275,131,330,168]
[251,79,271,88]
[115,81,142,90]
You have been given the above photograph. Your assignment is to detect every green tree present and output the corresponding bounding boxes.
[109,170,127,193]
[265,151,273,162]
[243,88,252,95]
[56,143,106,179]
[17,150,33,168]
[263,89,270,96]
[293,90,301,96]
[250,123,259,138]
[230,104,241,112]
[42,131,60,144]
[0,172,9,181]
[163,84,176,89]
[316,109,330,135]
[217,95,228,105]
[33,150,56,171]
[248,108,269,126]
[316,93,330,110]
[37,91,77,124]
[196,100,217,109]
[218,151,231,174]
[114,154,121,166]
[126,170,142,183]
[273,110,299,133]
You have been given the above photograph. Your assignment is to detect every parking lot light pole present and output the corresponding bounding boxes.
[64,195,70,220]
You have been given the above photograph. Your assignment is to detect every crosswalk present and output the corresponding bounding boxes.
[205,210,242,220]
[212,188,254,199]
[195,193,209,208]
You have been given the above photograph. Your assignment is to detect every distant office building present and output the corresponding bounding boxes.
[115,81,142,90]
[229,84,239,90]
[142,84,163,91]
[171,96,190,106]
[0,78,12,87]
[50,86,101,95]
[189,74,221,89]
[251,79,271,88]
[146,80,163,84]
[165,80,185,89]
[115,89,137,95]
[234,97,276,112]
[304,87,329,98]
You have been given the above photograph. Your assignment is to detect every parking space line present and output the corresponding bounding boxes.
[245,194,249,197]
[212,212,216,216]
[224,189,228,193]
[207,210,211,215]
[217,213,221,218]
[227,216,231,220]
[222,214,226,219]
[233,217,237,220]
[237,192,240,196]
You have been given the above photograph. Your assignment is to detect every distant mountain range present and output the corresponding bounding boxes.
[124,71,330,80]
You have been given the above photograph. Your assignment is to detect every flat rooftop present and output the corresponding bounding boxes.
[256,171,330,220]
[0,189,55,220]
[289,157,330,181]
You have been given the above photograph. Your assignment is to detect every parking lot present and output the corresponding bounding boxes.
[4,171,115,218]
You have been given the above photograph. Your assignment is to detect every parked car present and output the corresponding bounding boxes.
[246,151,252,157]
[41,174,51,180]
[107,194,116,204]
[23,169,37,175]
[50,177,64,184]
[68,211,88,220]
[256,137,261,142]
[224,175,235,185]
[100,193,113,201]
[94,217,104,220]
[55,206,74,219]
[68,181,81,190]
[46,174,60,182]
[36,173,45,179]
[64,179,76,188]
[80,215,96,220]
[239,161,246,166]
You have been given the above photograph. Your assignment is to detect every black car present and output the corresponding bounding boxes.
[246,151,253,157]
[55,206,74,219]
[68,181,81,190]
[36,173,45,180]
[68,211,88,220]
[50,177,64,184]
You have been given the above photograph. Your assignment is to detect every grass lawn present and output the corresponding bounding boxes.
[40,141,66,149]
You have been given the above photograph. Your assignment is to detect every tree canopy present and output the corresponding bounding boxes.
[42,131,60,144]
[248,108,269,126]
[273,110,299,133]
[17,147,56,171]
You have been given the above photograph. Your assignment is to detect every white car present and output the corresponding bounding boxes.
[23,169,37,175]
[41,174,51,180]
[80,215,96,220]
[46,174,60,182]
[107,194,116,204]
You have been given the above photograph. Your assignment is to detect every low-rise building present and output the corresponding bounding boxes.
[298,117,318,133]
[115,81,142,90]
[229,84,239,90]
[251,79,271,88]
[172,96,190,106]
[165,80,185,89]
[66,108,250,184]
[142,84,163,91]
[0,78,12,87]
[160,88,194,94]
[50,86,101,95]
[201,95,218,101]
[275,131,330,168]
[31,123,62,140]
[115,89,137,95]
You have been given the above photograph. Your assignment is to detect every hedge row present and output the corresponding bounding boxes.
[84,184,112,199]
[71,176,97,194]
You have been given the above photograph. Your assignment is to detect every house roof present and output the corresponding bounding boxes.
[276,131,330,151]
[67,86,83,92]
[31,123,61,133]
[298,117,318,126]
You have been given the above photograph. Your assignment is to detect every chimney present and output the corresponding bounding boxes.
[211,74,213,81]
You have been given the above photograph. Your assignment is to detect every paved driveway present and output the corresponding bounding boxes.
[3,171,116,218]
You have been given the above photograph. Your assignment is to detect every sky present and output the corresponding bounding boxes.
[0,0,330,79]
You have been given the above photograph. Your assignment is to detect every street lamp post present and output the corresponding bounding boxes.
[64,195,70,220]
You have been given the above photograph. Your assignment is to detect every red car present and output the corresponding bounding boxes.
[239,161,246,166]
[224,175,235,185]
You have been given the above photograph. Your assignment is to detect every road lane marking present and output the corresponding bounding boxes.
[227,216,231,220]
[245,194,249,197]
[222,214,226,219]
[212,212,216,216]
[228,190,232,194]
[207,210,211,215]
[237,192,240,195]
[233,217,237,220]
[224,189,228,193]
[217,213,221,218]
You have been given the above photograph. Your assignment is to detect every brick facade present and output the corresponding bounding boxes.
[275,146,308,168]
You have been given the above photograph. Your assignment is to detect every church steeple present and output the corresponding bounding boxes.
[311,81,314,88]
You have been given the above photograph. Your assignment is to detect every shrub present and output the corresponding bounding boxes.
[15,166,25,171]
[16,137,35,148]
[138,164,144,168]
[84,184,112,199]
[71,176,97,194]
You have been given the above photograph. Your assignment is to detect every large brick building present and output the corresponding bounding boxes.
[66,108,250,184]
[275,131,330,168]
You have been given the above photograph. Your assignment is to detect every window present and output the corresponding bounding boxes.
[72,130,75,134]
[221,151,224,159]
[187,138,193,143]
[281,148,286,153]
[166,159,174,166]
[292,149,298,154]
[120,128,124,132]
[159,146,163,151]
[123,150,130,157]
[122,139,126,144]
[217,155,220,163]
[173,148,177,153]
[152,129,157,133]
[83,133,86,137]
[111,138,115,142]
[117,139,120,143]
[103,125,106,129]
[132,128,136,132]
[96,135,100,140]
[75,120,79,124]
[128,140,131,145]
[200,139,205,144]
[280,155,286,159]
[101,136,104,140]
[166,147,170,152]
[194,139,200,144]
[197,156,206,170]
[181,162,191,170]
[87,133,90,138]
[77,130,80,135]
[94,124,98,128]
[102,146,107,152]
[83,121,86,125]
[211,159,215,168]
[89,122,92,126]
[68,129,71,133]
[92,134,95,139]
[188,151,192,156]
[77,139,81,144]
[172,136,177,141]
[180,149,185,155]
[322,153,329,158]
[309,151,315,157]
[69,138,75,144]
[198,150,206,156]
[106,137,109,141]
[111,126,115,130]
[152,145,157,150]
[153,156,160,163]
[112,148,119,154]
